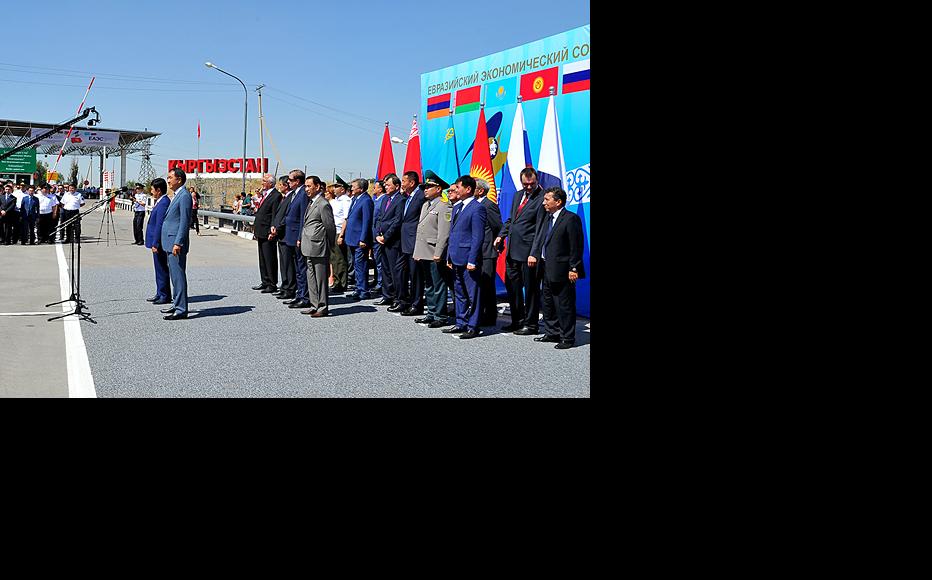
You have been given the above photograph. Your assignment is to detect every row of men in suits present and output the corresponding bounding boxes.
[0,183,82,245]
[245,167,585,346]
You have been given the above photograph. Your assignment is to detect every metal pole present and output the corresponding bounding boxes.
[256,85,266,174]
[206,64,248,200]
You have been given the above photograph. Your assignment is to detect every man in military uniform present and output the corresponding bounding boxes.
[413,170,453,328]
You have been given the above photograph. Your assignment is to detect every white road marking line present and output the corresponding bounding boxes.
[55,242,97,398]
[0,312,59,316]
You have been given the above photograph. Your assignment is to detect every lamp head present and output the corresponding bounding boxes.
[205,62,215,68]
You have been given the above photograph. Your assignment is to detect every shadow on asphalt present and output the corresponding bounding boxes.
[189,294,227,303]
[191,306,255,318]
[329,305,378,317]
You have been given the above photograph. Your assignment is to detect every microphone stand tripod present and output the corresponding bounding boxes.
[46,193,114,324]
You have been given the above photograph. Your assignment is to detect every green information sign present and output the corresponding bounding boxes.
[0,148,37,173]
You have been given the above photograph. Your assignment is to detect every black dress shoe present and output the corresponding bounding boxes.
[428,320,451,328]
[500,323,521,332]
[459,328,481,339]
[329,286,345,294]
[534,335,560,343]
[387,303,404,312]
[345,294,361,302]
[252,284,267,290]
[277,293,295,300]
[358,293,372,300]
[289,300,312,309]
[513,326,539,336]
[414,316,434,324]
[163,312,188,320]
[146,296,158,302]
[442,326,466,334]
[160,307,176,314]
[555,341,574,349]
[400,308,423,316]
[261,287,277,293]
[300,308,318,315]
[153,299,171,305]
[373,298,390,306]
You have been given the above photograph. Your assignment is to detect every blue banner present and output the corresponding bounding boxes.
[420,25,590,317]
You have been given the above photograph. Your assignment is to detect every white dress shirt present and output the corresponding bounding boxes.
[60,192,84,211]
[38,193,58,214]
[331,193,351,230]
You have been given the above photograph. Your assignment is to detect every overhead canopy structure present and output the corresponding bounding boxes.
[0,118,159,187]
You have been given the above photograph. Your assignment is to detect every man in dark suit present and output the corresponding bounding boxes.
[474,178,503,327]
[271,175,296,301]
[443,175,486,339]
[283,173,311,309]
[252,174,282,293]
[370,180,386,295]
[19,186,40,245]
[374,174,406,310]
[343,178,374,300]
[161,168,193,320]
[0,184,18,245]
[494,167,546,335]
[399,171,426,316]
[144,178,171,305]
[529,187,585,349]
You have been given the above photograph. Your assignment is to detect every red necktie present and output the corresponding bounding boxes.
[517,192,530,214]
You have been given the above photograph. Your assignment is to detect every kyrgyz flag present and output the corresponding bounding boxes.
[376,123,396,180]
[403,116,422,179]
[469,106,497,204]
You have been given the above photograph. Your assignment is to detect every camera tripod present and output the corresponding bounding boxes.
[96,200,118,245]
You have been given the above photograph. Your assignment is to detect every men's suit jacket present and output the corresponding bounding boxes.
[300,194,336,258]
[160,185,193,252]
[253,189,282,240]
[0,194,17,214]
[376,192,404,248]
[413,197,452,261]
[272,189,294,242]
[345,193,374,248]
[477,196,503,260]
[145,195,170,249]
[283,186,309,247]
[447,200,486,267]
[499,185,545,261]
[21,195,40,219]
[400,186,426,255]
[370,194,384,240]
[530,209,586,283]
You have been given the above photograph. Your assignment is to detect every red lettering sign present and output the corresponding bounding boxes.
[246,158,257,173]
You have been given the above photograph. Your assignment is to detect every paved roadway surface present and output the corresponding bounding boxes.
[1,207,590,397]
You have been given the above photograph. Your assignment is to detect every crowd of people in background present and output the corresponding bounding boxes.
[0,181,87,245]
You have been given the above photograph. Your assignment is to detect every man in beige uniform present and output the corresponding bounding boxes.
[413,170,454,328]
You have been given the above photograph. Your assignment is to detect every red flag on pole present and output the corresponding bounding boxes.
[403,115,422,179]
[377,122,396,180]
[198,121,201,139]
[469,106,497,203]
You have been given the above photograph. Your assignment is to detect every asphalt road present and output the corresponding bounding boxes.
[4,207,590,397]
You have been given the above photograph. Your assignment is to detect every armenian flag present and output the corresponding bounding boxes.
[427,93,451,120]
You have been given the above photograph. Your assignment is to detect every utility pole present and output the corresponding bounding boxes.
[256,84,266,175]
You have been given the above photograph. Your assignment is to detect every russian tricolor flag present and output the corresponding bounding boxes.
[427,93,451,120]
[562,59,590,94]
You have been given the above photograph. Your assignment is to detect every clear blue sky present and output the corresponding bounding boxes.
[1,0,589,182]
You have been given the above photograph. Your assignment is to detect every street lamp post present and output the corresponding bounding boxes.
[205,61,248,204]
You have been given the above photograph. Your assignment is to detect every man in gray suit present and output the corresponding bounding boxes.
[299,175,336,317]
[413,170,453,328]
[161,168,193,320]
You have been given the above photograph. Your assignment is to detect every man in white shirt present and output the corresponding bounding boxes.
[329,176,352,292]
[58,185,85,243]
[36,186,59,243]
[132,184,148,245]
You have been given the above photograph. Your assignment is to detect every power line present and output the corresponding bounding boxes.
[262,95,382,136]
[0,61,244,86]
[265,85,404,128]
[0,77,242,93]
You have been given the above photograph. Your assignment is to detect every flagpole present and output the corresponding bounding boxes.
[450,93,461,177]
[196,120,200,190]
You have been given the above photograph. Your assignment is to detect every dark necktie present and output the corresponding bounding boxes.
[543,215,556,260]
[451,202,462,227]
